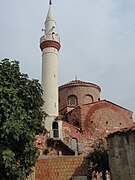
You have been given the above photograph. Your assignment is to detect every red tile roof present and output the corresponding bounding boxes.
[59,80,101,92]
[107,124,135,137]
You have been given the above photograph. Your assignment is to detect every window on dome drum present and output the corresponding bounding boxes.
[84,94,93,104]
[68,95,78,106]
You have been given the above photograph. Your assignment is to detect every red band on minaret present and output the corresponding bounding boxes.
[40,40,61,51]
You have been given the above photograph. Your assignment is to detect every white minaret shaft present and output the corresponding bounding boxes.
[40,1,61,130]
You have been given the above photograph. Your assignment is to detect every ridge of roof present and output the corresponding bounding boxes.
[81,99,133,113]
[103,100,133,113]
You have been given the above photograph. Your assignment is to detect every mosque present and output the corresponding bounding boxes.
[34,1,134,179]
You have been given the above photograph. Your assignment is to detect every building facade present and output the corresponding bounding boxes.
[34,1,134,179]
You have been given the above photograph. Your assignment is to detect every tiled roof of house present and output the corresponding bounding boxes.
[107,124,135,137]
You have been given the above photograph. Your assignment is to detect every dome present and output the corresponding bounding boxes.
[59,80,101,92]
[59,80,101,111]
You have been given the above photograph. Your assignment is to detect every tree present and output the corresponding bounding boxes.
[0,59,46,180]
[87,140,109,180]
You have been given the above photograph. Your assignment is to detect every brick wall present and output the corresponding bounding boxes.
[35,156,87,180]
[82,100,133,134]
[35,100,133,157]
[65,106,81,126]
[59,81,100,110]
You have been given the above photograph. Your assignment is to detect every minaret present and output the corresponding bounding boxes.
[40,0,61,130]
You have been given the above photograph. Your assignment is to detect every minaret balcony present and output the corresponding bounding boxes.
[40,34,60,44]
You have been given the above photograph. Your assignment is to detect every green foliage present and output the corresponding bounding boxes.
[0,59,46,180]
[87,140,109,180]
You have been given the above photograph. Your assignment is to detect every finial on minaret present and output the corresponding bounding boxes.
[49,0,52,5]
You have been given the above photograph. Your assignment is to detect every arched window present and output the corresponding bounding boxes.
[84,94,93,104]
[71,138,78,151]
[68,95,78,106]
[52,122,59,138]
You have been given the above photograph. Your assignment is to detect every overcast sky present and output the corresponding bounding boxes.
[0,0,135,118]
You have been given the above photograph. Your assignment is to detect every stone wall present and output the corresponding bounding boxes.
[107,126,135,180]
[35,156,87,180]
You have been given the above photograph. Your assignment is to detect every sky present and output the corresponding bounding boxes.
[0,0,135,119]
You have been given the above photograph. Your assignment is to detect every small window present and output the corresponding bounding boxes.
[68,95,78,106]
[52,122,59,138]
[84,95,93,104]
[71,138,78,151]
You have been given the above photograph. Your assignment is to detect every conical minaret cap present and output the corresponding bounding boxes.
[44,0,58,35]
[40,0,61,51]
[45,1,55,22]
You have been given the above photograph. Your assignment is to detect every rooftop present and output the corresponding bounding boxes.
[59,80,101,92]
[107,124,135,137]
